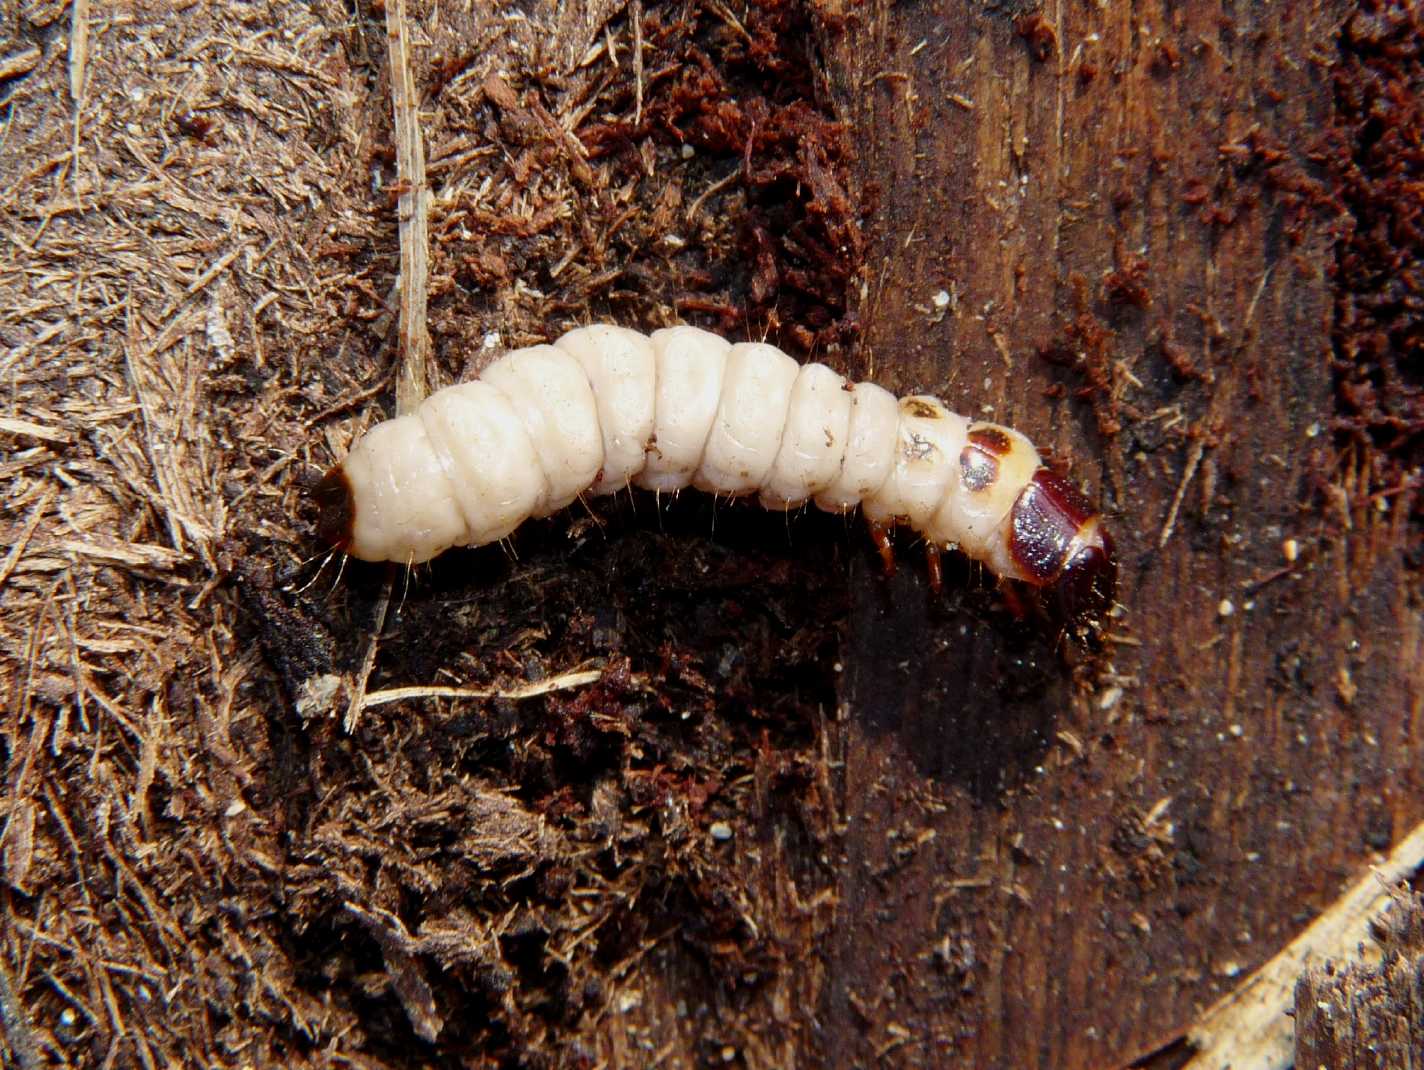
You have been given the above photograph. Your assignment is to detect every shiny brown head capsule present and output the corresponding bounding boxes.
[1009,469,1116,631]
[1054,528,1116,631]
[312,465,356,552]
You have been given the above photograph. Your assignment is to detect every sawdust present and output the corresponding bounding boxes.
[0,1,857,1065]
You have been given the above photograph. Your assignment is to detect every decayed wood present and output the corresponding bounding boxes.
[1,1,1418,1068]
[1294,892,1424,1070]
[816,1,1420,1067]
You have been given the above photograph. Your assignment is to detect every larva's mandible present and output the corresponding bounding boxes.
[315,325,1116,627]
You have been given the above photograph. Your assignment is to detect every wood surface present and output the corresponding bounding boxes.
[0,1,1418,1069]
[819,1,1420,1067]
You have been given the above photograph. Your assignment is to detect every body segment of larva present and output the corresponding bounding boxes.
[863,397,972,531]
[760,363,853,510]
[478,345,603,516]
[553,325,656,495]
[337,415,467,565]
[418,381,545,547]
[812,382,899,513]
[694,342,801,496]
[636,326,730,493]
[313,324,1117,628]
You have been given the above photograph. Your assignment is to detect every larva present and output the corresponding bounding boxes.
[314,324,1116,628]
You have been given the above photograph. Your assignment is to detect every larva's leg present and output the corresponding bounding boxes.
[866,517,896,577]
[999,580,1031,622]
[925,543,943,595]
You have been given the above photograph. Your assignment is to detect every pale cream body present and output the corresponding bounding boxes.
[812,382,899,512]
[635,326,730,493]
[925,424,1041,575]
[479,344,603,516]
[694,342,801,495]
[862,397,971,529]
[553,325,656,495]
[759,363,854,509]
[334,326,1045,583]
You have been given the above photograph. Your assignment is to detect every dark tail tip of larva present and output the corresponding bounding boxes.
[313,465,356,551]
[1054,526,1117,636]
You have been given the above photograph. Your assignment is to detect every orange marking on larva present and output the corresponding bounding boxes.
[967,426,1013,456]
[903,399,942,419]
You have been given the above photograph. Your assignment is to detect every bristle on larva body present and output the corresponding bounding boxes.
[314,325,1116,629]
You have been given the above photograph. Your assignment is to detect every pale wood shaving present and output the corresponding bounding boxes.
[68,0,89,101]
[385,0,432,416]
[361,668,604,711]
[1184,819,1424,1070]
[0,415,74,445]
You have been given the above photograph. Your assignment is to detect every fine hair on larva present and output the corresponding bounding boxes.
[314,324,1116,630]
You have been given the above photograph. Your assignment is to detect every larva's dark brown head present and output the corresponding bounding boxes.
[1053,526,1116,633]
[313,464,356,552]
[1009,468,1117,633]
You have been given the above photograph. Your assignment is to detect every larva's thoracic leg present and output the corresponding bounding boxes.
[925,543,943,595]
[865,517,896,578]
[313,324,1118,633]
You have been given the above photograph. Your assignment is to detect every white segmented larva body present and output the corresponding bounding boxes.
[478,344,603,516]
[419,382,544,545]
[812,382,899,512]
[316,324,1117,624]
[695,341,801,496]
[760,362,853,510]
[553,324,656,495]
[864,397,973,530]
[636,326,730,494]
[932,423,1041,575]
[340,416,467,564]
